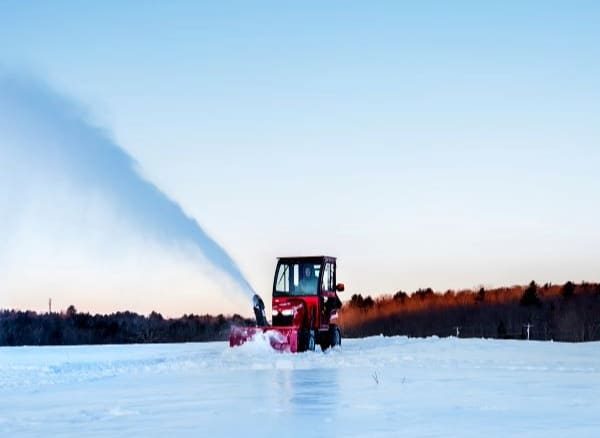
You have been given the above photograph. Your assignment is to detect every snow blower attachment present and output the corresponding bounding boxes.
[229,256,344,352]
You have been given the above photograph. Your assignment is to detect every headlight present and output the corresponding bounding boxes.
[281,309,294,316]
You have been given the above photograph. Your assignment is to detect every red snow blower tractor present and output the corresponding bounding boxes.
[229,256,344,352]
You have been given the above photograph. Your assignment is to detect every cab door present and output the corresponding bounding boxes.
[319,261,336,329]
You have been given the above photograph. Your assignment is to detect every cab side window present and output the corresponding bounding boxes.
[321,263,334,292]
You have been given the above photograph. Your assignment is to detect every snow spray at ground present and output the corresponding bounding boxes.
[1,337,599,437]
[0,72,254,298]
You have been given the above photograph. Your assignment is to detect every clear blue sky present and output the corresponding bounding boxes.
[1,2,599,314]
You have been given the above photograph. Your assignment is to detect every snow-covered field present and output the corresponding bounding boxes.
[1,336,599,437]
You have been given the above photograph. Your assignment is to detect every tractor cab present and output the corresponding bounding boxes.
[230,255,344,352]
[272,256,343,331]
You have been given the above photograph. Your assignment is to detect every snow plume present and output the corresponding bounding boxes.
[0,72,254,314]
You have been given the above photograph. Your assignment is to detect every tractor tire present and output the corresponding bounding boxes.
[301,329,316,352]
[330,326,341,348]
[308,329,316,351]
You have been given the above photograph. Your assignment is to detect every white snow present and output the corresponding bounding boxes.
[1,336,599,437]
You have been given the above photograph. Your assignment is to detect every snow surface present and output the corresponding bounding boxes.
[1,336,599,437]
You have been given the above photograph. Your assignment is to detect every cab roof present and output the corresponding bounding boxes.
[277,255,337,263]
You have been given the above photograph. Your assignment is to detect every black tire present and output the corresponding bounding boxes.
[307,329,316,351]
[330,326,341,348]
[301,329,316,352]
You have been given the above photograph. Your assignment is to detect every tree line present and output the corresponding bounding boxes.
[0,305,253,346]
[339,281,600,342]
[2,281,599,346]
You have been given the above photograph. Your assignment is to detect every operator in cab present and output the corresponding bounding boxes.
[298,263,318,295]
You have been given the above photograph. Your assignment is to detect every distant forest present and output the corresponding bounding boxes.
[340,281,600,342]
[1,281,599,346]
[0,307,253,346]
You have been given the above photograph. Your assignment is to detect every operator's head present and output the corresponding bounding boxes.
[303,264,313,279]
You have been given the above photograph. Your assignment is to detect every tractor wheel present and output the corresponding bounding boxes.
[301,329,316,352]
[308,329,316,351]
[330,326,341,348]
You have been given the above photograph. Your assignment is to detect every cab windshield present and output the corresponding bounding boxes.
[274,261,321,296]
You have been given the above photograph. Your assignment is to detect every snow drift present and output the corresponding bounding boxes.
[1,336,599,437]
